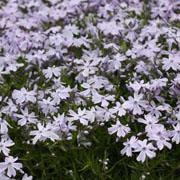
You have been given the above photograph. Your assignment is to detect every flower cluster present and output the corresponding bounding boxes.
[0,0,179,179]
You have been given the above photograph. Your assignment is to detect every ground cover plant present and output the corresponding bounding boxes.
[0,0,179,179]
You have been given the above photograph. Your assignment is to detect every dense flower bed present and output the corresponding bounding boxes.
[0,0,179,179]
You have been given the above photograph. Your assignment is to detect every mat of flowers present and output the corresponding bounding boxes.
[0,0,179,179]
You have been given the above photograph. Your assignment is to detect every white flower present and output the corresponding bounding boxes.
[0,156,23,177]
[108,121,130,138]
[135,140,156,162]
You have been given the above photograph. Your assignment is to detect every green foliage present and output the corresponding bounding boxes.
[7,120,180,180]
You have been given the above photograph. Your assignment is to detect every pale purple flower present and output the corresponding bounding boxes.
[84,107,96,123]
[128,81,145,93]
[75,57,99,77]
[123,93,148,115]
[39,97,57,115]
[0,118,10,134]
[0,156,23,177]
[162,52,180,71]
[108,121,130,138]
[12,88,36,104]
[43,67,61,79]
[15,108,37,126]
[95,106,115,122]
[30,123,59,144]
[135,140,156,162]
[98,21,122,35]
[0,139,14,156]
[22,174,33,180]
[53,113,69,133]
[1,100,18,116]
[109,102,126,117]
[52,86,71,104]
[69,108,88,125]
[92,92,115,107]
[80,82,97,97]
[148,124,172,150]
[171,123,180,144]
[138,114,159,131]
[121,136,138,157]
